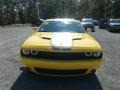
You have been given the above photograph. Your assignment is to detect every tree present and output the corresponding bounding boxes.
[0,0,119,25]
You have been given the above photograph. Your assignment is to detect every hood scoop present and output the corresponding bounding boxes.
[72,34,83,40]
[41,37,51,40]
[73,38,82,40]
[41,33,83,41]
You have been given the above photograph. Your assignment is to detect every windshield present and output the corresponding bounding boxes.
[110,19,120,23]
[39,21,85,33]
[100,20,107,23]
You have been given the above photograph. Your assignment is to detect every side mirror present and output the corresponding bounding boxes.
[32,27,38,33]
[40,19,44,21]
[86,28,92,33]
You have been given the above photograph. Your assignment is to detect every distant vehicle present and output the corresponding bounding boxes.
[31,19,44,26]
[81,18,95,32]
[21,18,103,76]
[93,20,99,26]
[99,19,108,29]
[108,19,120,32]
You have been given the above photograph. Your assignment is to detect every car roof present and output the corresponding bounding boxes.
[45,18,80,22]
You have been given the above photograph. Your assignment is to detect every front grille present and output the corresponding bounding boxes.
[113,25,120,28]
[21,51,102,60]
[35,68,87,75]
[84,24,94,27]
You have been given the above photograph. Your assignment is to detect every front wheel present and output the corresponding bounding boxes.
[89,69,96,75]
[108,29,113,32]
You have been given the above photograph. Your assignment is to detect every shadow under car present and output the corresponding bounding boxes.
[11,68,103,90]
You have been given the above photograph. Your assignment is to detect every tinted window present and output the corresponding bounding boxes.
[100,20,107,23]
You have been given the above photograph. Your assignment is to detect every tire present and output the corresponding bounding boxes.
[90,69,96,74]
[92,29,95,32]
[108,28,112,32]
[99,26,102,29]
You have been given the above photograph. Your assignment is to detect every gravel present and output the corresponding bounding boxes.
[0,25,120,90]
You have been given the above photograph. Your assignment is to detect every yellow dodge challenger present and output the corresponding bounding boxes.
[21,18,103,76]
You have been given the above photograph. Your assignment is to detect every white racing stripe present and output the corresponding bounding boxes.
[52,32,72,49]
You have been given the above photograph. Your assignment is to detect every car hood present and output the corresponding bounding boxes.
[110,23,120,25]
[81,22,93,25]
[21,32,102,52]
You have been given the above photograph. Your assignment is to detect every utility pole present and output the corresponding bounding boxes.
[63,0,66,16]
[63,0,65,16]
[36,0,40,19]
[106,0,109,20]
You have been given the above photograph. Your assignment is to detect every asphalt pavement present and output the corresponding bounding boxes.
[0,25,120,90]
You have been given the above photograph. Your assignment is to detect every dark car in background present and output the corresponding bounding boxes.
[31,19,44,26]
[108,19,120,32]
[81,18,95,32]
[99,19,108,29]
[93,20,99,26]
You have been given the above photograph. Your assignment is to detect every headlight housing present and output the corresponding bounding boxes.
[21,50,39,56]
[93,52,102,57]
[30,50,38,55]
[85,52,92,56]
[85,52,102,58]
[22,50,30,55]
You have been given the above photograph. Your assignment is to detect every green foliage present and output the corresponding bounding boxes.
[0,0,119,25]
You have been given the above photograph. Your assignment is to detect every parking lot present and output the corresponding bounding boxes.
[0,25,120,90]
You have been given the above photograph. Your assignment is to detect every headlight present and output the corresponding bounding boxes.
[22,50,30,55]
[31,50,38,55]
[22,49,39,56]
[93,52,101,57]
[85,52,102,58]
[85,52,92,56]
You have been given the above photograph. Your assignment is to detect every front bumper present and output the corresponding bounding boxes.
[21,56,102,76]
[109,26,120,31]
